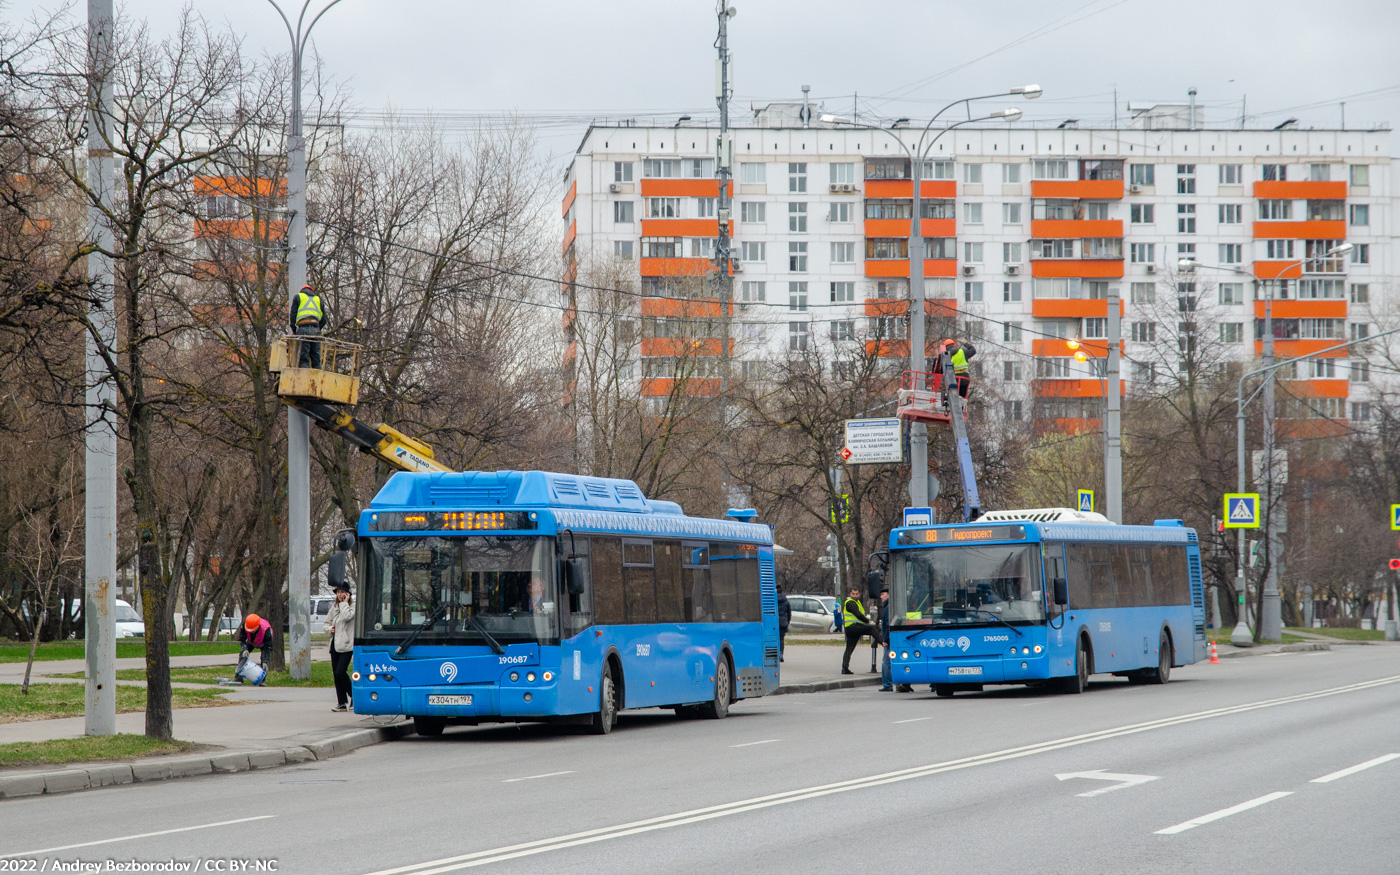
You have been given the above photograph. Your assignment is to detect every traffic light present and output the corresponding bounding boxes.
[1389,559,1400,571]
[828,494,851,524]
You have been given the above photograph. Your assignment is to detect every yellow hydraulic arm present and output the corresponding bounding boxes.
[269,335,455,474]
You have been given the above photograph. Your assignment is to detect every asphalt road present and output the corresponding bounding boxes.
[3,647,1399,875]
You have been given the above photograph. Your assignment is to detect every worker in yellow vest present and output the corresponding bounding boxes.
[941,338,977,400]
[840,586,876,675]
[289,284,328,369]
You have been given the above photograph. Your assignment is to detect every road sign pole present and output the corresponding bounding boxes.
[1232,405,1253,647]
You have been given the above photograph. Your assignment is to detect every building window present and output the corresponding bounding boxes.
[643,158,681,178]
[1297,279,1345,300]
[1219,164,1242,184]
[1265,239,1295,259]
[866,199,912,220]
[1003,164,1022,183]
[1085,202,1109,220]
[1350,322,1370,340]
[1036,319,1076,339]
[1351,244,1370,264]
[740,281,766,303]
[1003,361,1024,380]
[1177,242,1196,258]
[829,242,855,264]
[1218,283,1243,305]
[1032,198,1075,220]
[1130,243,1155,263]
[925,238,956,259]
[1130,282,1155,304]
[688,237,715,258]
[1350,204,1369,226]
[965,242,984,263]
[693,197,716,218]
[1131,321,1156,342]
[1219,204,1243,224]
[830,281,855,303]
[1033,278,1083,299]
[740,202,765,223]
[1083,318,1107,339]
[1033,239,1076,259]
[646,197,680,218]
[1352,402,1371,422]
[1350,360,1370,382]
[964,282,983,302]
[1084,238,1122,259]
[830,320,855,341]
[1350,165,1369,186]
[1308,164,1331,181]
[788,202,807,232]
[1080,159,1123,181]
[613,201,634,223]
[1220,244,1242,264]
[1261,164,1286,181]
[1003,242,1022,263]
[1003,400,1024,421]
[1130,203,1154,224]
[788,321,808,350]
[964,163,983,183]
[1033,159,1070,180]
[788,281,808,311]
[922,199,956,219]
[641,237,681,257]
[830,163,855,185]
[1132,362,1156,383]
[740,241,766,262]
[867,238,908,260]
[613,240,634,260]
[1176,282,1198,313]
[1036,357,1073,379]
[1258,199,1291,220]
[1220,323,1244,343]
[829,202,851,223]
[1176,164,1196,194]
[1308,358,1336,379]
[1177,204,1196,233]
[788,242,808,272]
[866,157,909,180]
[1002,321,1022,342]
[1350,283,1369,304]
[1002,203,1022,224]
[614,161,634,182]
[686,158,714,178]
[1003,281,1022,302]
[1307,200,1345,221]
[963,202,983,223]
[740,162,766,183]
[1128,164,1155,186]
[920,159,956,180]
[788,162,807,193]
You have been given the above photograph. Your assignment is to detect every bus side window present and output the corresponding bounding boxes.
[1128,546,1153,606]
[709,544,739,622]
[622,539,657,624]
[1065,544,1091,610]
[565,537,592,635]
[654,541,685,623]
[683,543,711,622]
[591,537,624,625]
[1042,544,1065,616]
[734,544,761,621]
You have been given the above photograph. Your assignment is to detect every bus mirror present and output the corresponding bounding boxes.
[865,569,884,600]
[564,558,588,596]
[327,553,346,589]
[1053,577,1068,606]
[334,529,356,552]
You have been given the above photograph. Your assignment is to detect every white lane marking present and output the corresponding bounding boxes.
[893,717,933,724]
[730,739,780,748]
[363,673,1400,875]
[1056,769,1160,797]
[1310,753,1400,784]
[502,771,576,784]
[0,815,275,859]
[1155,791,1293,835]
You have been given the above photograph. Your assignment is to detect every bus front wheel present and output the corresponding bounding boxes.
[589,662,619,735]
[414,716,446,737]
[1061,638,1089,694]
[700,657,731,719]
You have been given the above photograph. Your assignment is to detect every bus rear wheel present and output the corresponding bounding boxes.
[589,662,619,735]
[1145,632,1172,685]
[700,657,731,719]
[414,716,446,737]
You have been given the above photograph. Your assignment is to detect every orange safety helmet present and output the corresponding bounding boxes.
[244,614,262,632]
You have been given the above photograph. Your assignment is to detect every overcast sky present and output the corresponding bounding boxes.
[8,0,1399,162]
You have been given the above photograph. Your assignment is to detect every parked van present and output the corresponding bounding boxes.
[311,596,334,630]
[114,599,145,638]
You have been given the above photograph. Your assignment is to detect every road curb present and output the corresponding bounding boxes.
[1217,642,1331,659]
[0,721,415,801]
[773,675,883,695]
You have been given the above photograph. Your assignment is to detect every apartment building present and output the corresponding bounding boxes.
[561,105,1393,431]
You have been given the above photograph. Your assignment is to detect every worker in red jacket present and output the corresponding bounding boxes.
[235,614,274,683]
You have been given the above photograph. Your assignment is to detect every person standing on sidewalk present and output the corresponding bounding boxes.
[841,586,876,675]
[776,583,791,662]
[879,588,893,691]
[325,582,356,712]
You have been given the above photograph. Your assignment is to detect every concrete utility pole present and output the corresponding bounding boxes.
[1105,284,1122,524]
[268,0,345,679]
[84,0,117,736]
[1260,276,1283,643]
[714,2,735,404]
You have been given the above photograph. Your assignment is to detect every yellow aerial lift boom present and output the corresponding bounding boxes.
[268,335,453,474]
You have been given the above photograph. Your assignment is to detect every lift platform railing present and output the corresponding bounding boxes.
[269,334,363,406]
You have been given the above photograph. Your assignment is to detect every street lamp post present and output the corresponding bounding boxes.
[267,0,345,680]
[822,84,1040,509]
[1181,244,1352,644]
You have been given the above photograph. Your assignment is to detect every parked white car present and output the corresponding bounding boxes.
[787,594,838,633]
[114,599,145,638]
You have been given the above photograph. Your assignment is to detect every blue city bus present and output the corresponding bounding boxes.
[350,470,780,735]
[886,511,1207,695]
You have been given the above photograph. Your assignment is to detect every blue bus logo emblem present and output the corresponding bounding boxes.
[440,662,458,683]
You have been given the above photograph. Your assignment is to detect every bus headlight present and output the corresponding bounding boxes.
[510,671,519,682]
[368,674,377,681]
[901,651,908,659]
[1033,645,1043,654]
[526,672,536,683]
[543,671,554,682]
[523,692,533,702]
[370,692,378,701]
[352,671,361,681]
[1022,647,1030,655]
[913,651,920,658]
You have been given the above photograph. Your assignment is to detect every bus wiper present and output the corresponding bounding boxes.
[970,608,1024,636]
[395,603,447,656]
[464,613,506,655]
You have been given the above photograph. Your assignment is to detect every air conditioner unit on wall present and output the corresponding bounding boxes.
[1128,184,1142,194]
[829,183,855,193]
[1144,263,1156,274]
[962,265,976,276]
[731,260,743,272]
[609,183,622,193]
[1006,264,1021,275]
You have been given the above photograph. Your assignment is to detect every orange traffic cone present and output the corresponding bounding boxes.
[1208,641,1221,664]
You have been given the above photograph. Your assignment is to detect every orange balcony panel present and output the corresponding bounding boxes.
[562,307,577,334]
[640,377,721,397]
[640,257,714,277]
[863,298,959,318]
[1277,419,1349,440]
[561,179,577,218]
[920,180,957,199]
[1253,300,1346,319]
[562,219,576,255]
[640,298,726,318]
[562,340,577,368]
[865,179,913,198]
[639,179,732,198]
[1030,259,1124,278]
[563,262,578,285]
[639,218,731,238]
[864,218,910,237]
[1255,340,1348,358]
[1251,220,1346,240]
[1030,219,1123,238]
[193,176,286,198]
[1254,261,1303,280]
[639,337,728,357]
[920,218,956,237]
[925,259,957,277]
[866,339,909,359]
[865,260,909,278]
[1030,299,1125,319]
[1031,339,1124,357]
[1278,379,1348,399]
[1036,418,1098,435]
[1252,180,1347,200]
[194,218,287,240]
[1030,179,1125,199]
[1032,379,1124,399]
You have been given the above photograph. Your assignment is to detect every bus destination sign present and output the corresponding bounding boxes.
[919,525,1026,544]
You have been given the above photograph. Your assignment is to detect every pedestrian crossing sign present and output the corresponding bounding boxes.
[1391,504,1400,531]
[1223,493,1260,529]
[1077,490,1094,513]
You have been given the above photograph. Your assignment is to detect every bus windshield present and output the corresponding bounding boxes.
[357,536,558,647]
[891,544,1043,627]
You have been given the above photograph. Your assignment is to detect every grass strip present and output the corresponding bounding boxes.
[0,733,189,768]
[0,640,243,664]
[52,661,336,688]
[1285,626,1384,641]
[0,683,235,724]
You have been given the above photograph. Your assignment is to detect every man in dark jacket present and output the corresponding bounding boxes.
[776,583,791,662]
[289,284,329,369]
[879,588,893,691]
[841,586,876,675]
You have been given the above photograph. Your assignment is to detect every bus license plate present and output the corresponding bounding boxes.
[948,666,982,676]
[428,694,472,706]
